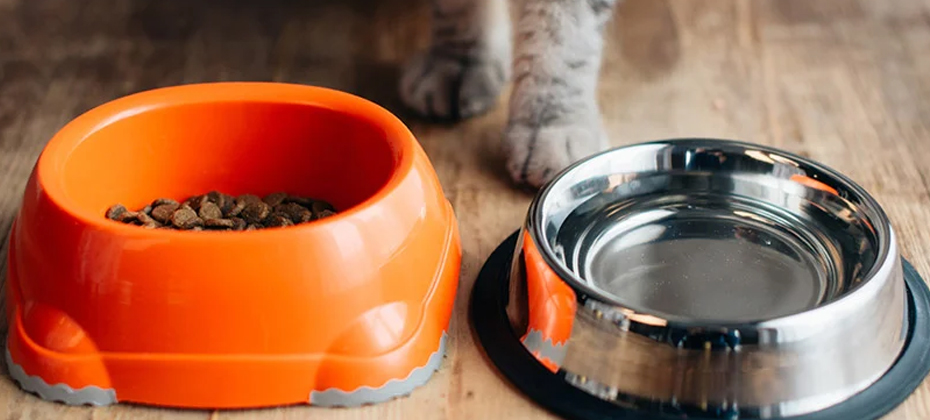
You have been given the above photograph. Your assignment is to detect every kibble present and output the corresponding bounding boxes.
[136,211,162,229]
[263,192,288,207]
[230,217,247,231]
[117,211,139,223]
[171,205,203,230]
[106,191,338,231]
[150,203,180,223]
[278,202,313,223]
[240,200,271,225]
[152,198,179,207]
[263,213,294,228]
[106,204,129,220]
[227,199,246,218]
[207,191,235,214]
[181,195,206,212]
[199,201,223,220]
[204,218,236,229]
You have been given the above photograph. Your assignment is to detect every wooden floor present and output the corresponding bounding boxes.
[2,0,930,418]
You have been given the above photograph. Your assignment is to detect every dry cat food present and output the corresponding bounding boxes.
[106,191,337,231]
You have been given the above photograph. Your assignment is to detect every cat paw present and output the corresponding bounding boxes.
[503,116,609,189]
[399,49,510,121]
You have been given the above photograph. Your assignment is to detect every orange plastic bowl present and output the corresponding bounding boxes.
[4,83,461,409]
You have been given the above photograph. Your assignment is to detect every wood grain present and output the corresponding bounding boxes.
[2,0,930,418]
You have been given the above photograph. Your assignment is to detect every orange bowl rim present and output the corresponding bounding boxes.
[33,82,418,239]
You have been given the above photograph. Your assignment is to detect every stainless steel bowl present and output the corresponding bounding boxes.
[506,139,906,418]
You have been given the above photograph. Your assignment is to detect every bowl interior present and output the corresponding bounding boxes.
[533,139,889,323]
[54,100,398,219]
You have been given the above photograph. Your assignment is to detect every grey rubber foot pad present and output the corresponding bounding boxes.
[5,348,118,406]
[6,331,448,408]
[310,331,449,407]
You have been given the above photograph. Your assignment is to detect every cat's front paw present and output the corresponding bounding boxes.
[399,49,510,121]
[503,115,609,189]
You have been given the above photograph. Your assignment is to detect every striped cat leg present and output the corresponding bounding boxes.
[400,0,511,120]
[503,0,618,188]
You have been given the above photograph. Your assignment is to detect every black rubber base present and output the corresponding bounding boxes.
[471,231,930,420]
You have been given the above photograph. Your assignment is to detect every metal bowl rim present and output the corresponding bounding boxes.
[526,137,896,327]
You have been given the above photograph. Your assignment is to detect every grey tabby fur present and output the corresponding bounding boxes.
[400,0,618,188]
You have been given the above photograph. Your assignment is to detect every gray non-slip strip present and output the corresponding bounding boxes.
[6,330,449,408]
[5,347,118,406]
[310,331,449,407]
